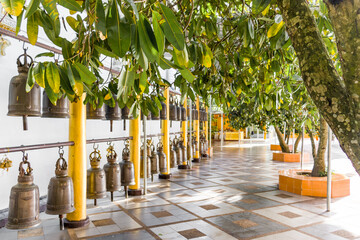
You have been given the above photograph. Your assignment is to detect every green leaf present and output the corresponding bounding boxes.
[139,71,147,93]
[58,65,75,95]
[33,62,45,88]
[267,21,284,38]
[46,62,61,93]
[44,80,58,105]
[95,0,106,36]
[157,3,185,50]
[15,10,24,35]
[158,56,178,70]
[106,0,131,57]
[25,0,40,18]
[61,39,72,59]
[41,0,58,20]
[57,0,82,11]
[66,16,78,31]
[27,13,39,45]
[152,10,165,55]
[137,13,158,62]
[35,52,54,58]
[25,65,34,92]
[179,68,194,83]
[94,45,118,58]
[248,19,254,39]
[252,0,271,15]
[124,0,138,20]
[73,62,97,85]
[1,0,25,16]
[118,66,135,103]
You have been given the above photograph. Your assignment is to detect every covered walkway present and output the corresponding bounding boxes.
[1,140,359,240]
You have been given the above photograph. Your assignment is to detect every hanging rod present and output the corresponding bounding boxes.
[141,133,164,138]
[170,131,183,135]
[0,136,133,154]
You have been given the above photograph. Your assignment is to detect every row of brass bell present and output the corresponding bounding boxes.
[199,107,208,122]
[7,151,75,230]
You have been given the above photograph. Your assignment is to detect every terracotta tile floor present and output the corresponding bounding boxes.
[1,140,360,239]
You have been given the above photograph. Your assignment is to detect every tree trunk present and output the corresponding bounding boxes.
[277,0,360,174]
[307,127,317,160]
[294,132,302,153]
[274,126,291,153]
[311,116,328,177]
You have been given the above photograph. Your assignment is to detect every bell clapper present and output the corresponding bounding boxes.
[22,115,28,131]
[59,214,64,231]
[123,119,126,131]
[94,199,97,206]
[110,120,113,132]
[111,192,114,202]
[125,186,128,198]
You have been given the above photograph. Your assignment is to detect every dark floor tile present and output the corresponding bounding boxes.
[226,194,282,210]
[89,230,155,240]
[229,183,276,193]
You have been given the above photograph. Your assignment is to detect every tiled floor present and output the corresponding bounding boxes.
[1,140,360,239]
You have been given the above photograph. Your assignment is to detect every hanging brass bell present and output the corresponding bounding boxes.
[103,145,121,202]
[8,50,41,130]
[157,142,167,173]
[46,151,75,230]
[105,100,121,132]
[160,101,167,120]
[176,101,181,121]
[181,105,186,121]
[169,97,177,121]
[178,136,186,164]
[169,139,177,168]
[150,143,159,176]
[151,108,160,120]
[140,145,151,179]
[192,105,199,120]
[121,106,133,130]
[87,148,107,206]
[7,156,40,229]
[120,142,135,198]
[187,138,192,161]
[87,103,105,119]
[173,136,182,165]
[141,111,151,120]
[42,92,69,118]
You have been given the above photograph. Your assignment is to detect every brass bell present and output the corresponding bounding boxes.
[140,144,151,179]
[169,97,177,121]
[149,143,159,181]
[176,101,181,121]
[42,92,69,118]
[187,138,192,161]
[103,144,121,202]
[157,142,167,173]
[87,103,105,119]
[151,108,160,120]
[120,141,135,198]
[46,149,75,230]
[87,147,107,206]
[160,101,167,120]
[181,105,186,121]
[105,100,121,132]
[169,139,177,168]
[8,50,41,130]
[121,106,133,131]
[192,105,199,120]
[7,155,40,229]
[178,136,186,164]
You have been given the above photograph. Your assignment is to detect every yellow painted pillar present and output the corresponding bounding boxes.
[205,106,208,142]
[193,97,200,162]
[65,95,89,227]
[182,98,187,165]
[160,88,171,178]
[128,115,142,195]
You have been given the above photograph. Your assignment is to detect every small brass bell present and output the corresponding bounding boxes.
[149,143,159,181]
[176,101,181,121]
[187,138,192,162]
[178,136,186,164]
[87,147,107,206]
[7,155,40,229]
[140,145,151,179]
[121,106,133,130]
[46,149,75,230]
[87,103,105,119]
[169,139,177,168]
[160,101,167,120]
[103,144,121,202]
[169,97,177,121]
[8,50,40,130]
[157,142,167,173]
[181,105,186,121]
[192,105,199,120]
[120,141,135,198]
[105,99,121,132]
[42,92,69,118]
[173,136,182,165]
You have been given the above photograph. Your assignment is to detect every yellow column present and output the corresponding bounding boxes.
[205,106,208,143]
[129,116,142,194]
[66,94,89,227]
[182,98,187,165]
[160,88,171,178]
[193,97,200,162]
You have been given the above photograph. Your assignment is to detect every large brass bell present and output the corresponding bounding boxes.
[121,106,133,130]
[160,101,167,120]
[105,100,121,132]
[192,104,199,120]
[120,141,135,198]
[46,148,75,230]
[178,136,186,164]
[8,50,40,130]
[176,100,181,121]
[149,142,159,181]
[42,92,69,118]
[157,142,167,173]
[87,146,107,206]
[174,136,182,165]
[7,154,40,229]
[169,97,177,121]
[140,144,151,179]
[87,103,105,119]
[169,139,177,168]
[103,144,121,202]
[181,104,186,121]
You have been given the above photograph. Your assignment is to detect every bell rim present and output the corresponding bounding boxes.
[86,193,107,199]
[7,112,41,117]
[6,219,41,230]
[41,113,70,118]
[45,207,75,215]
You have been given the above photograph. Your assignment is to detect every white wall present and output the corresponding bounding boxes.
[0,34,180,210]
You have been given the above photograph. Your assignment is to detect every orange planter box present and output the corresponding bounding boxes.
[279,169,350,198]
[273,152,301,162]
[270,144,293,151]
